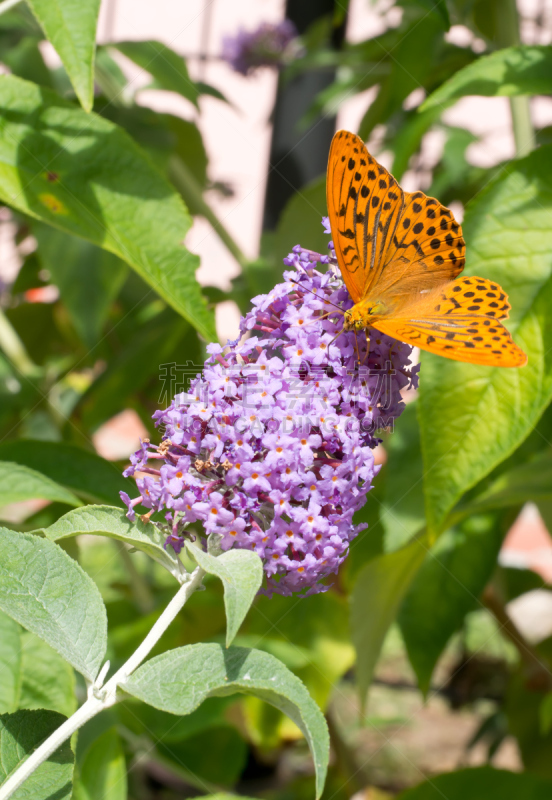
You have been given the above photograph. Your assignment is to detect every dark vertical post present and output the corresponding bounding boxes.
[262,0,347,230]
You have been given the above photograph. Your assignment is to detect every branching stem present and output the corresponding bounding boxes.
[0,566,205,800]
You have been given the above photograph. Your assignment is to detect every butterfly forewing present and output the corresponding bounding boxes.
[372,277,527,367]
[327,130,466,304]
[327,130,405,302]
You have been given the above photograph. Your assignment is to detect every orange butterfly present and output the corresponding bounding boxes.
[326,130,527,367]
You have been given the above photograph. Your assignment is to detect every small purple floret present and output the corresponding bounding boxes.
[120,219,418,596]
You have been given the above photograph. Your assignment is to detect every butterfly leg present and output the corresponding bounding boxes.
[363,329,371,363]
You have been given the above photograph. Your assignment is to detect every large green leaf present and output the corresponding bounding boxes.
[26,0,101,111]
[114,41,199,108]
[381,402,425,551]
[0,612,21,715]
[73,728,126,800]
[186,542,263,647]
[43,505,181,580]
[350,536,427,705]
[0,610,76,718]
[0,461,81,508]
[0,441,131,506]
[397,766,552,800]
[0,75,215,340]
[398,519,503,694]
[0,529,107,682]
[123,643,329,799]
[0,709,73,800]
[34,223,127,347]
[419,146,552,534]
[422,46,552,111]
[455,450,552,517]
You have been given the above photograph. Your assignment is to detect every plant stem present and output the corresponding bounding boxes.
[0,0,23,15]
[0,309,38,377]
[168,155,248,269]
[497,0,536,157]
[0,566,205,800]
[482,584,552,691]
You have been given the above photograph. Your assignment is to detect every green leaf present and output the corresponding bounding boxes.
[540,691,552,735]
[115,40,199,108]
[0,441,131,506]
[275,175,328,263]
[34,223,127,347]
[0,610,76,718]
[419,146,552,535]
[16,630,77,718]
[0,75,215,341]
[123,643,329,799]
[422,46,552,111]
[0,612,21,715]
[43,505,181,581]
[397,766,552,800]
[73,728,126,800]
[0,528,107,682]
[457,450,552,516]
[186,542,263,647]
[0,709,74,800]
[398,519,503,694]
[381,403,425,551]
[351,536,427,705]
[0,461,81,508]
[26,0,101,112]
[157,726,247,789]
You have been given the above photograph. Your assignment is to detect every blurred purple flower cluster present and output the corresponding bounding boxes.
[121,220,418,596]
[221,19,299,76]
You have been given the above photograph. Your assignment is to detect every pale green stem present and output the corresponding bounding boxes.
[0,0,23,15]
[497,0,536,157]
[0,308,37,376]
[0,566,206,800]
[168,155,248,269]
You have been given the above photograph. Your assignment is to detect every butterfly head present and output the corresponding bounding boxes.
[344,300,387,331]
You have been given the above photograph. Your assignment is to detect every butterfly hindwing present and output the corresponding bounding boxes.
[327,130,466,304]
[372,277,527,367]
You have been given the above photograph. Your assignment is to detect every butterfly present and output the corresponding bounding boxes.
[326,130,527,367]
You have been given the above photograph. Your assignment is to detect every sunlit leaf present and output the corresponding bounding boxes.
[0,529,107,681]
[0,75,215,340]
[186,542,263,647]
[26,0,101,111]
[123,643,329,799]
[43,505,181,580]
[0,462,80,508]
[419,146,552,534]
[422,45,552,111]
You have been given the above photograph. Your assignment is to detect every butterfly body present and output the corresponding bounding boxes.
[344,298,390,331]
[327,130,527,368]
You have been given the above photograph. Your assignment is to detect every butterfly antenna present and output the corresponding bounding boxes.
[289,278,344,314]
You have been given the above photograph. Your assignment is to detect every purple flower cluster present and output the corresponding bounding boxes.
[121,219,418,596]
[221,19,299,76]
